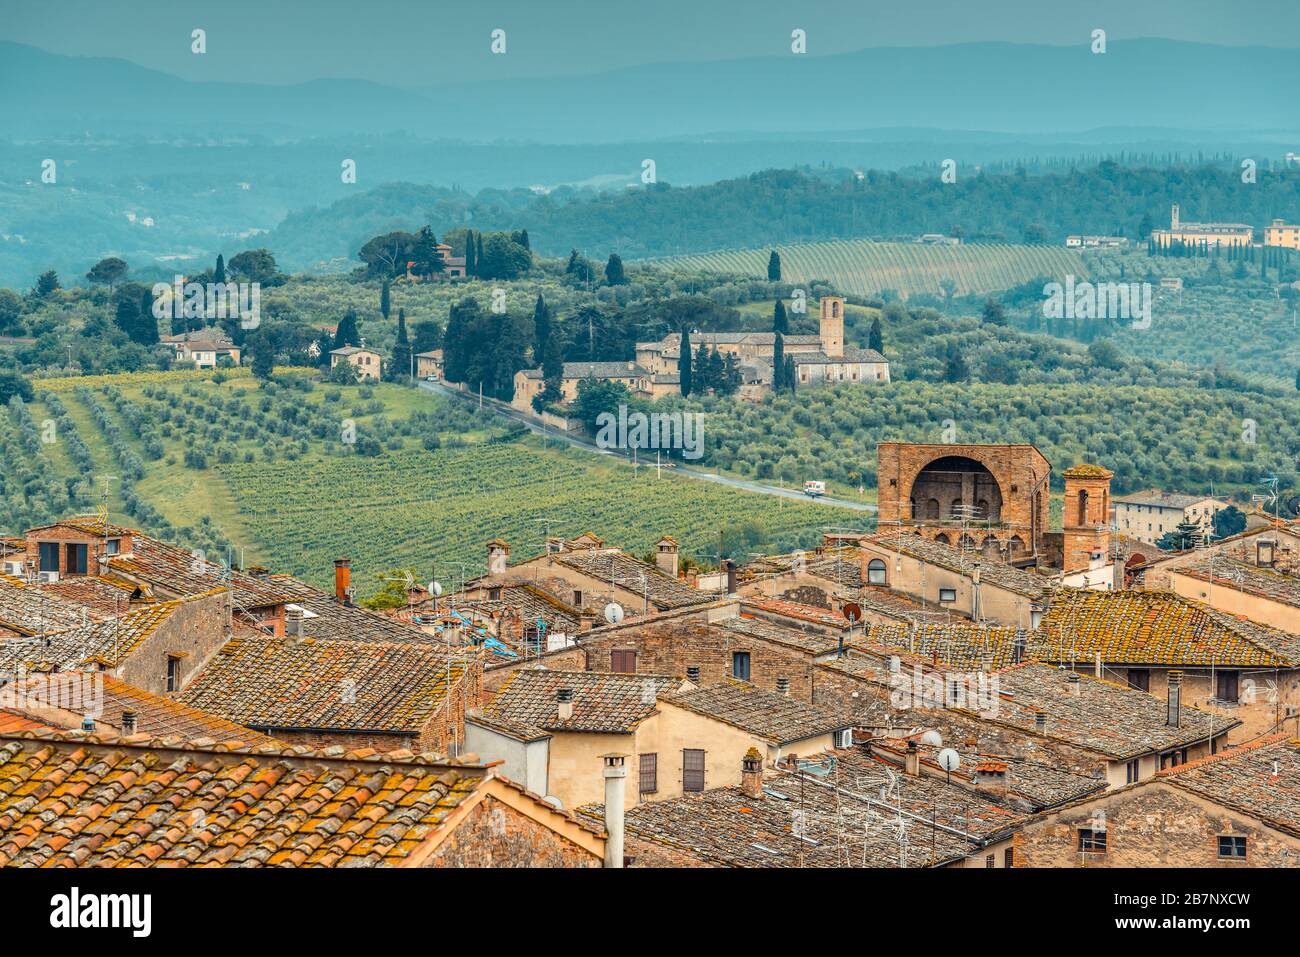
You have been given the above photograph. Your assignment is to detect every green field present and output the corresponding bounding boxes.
[659,239,1087,299]
[1,369,855,594]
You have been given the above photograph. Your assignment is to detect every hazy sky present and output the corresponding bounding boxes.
[3,0,1297,86]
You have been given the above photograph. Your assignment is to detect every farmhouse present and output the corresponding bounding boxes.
[1150,203,1253,249]
[330,345,382,381]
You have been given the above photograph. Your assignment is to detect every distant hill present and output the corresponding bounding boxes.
[660,240,1087,299]
[3,39,1296,141]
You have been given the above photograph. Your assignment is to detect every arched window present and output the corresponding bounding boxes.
[926,498,941,520]
[934,533,951,546]
[1078,490,1090,526]
[867,558,887,585]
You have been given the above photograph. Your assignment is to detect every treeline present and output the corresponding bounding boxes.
[264,162,1300,265]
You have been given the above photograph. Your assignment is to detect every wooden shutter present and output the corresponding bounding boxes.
[611,650,637,673]
[683,749,706,792]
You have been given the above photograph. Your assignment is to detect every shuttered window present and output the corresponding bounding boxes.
[639,753,657,794]
[683,749,706,792]
[611,650,637,673]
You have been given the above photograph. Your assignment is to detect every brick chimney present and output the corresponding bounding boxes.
[601,753,627,869]
[333,558,351,604]
[656,536,679,579]
[972,760,1009,798]
[904,739,921,776]
[723,559,737,596]
[1167,670,1182,727]
[579,607,597,633]
[740,747,764,799]
[487,538,510,574]
[557,687,574,721]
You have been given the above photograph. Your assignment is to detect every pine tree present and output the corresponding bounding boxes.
[214,254,226,284]
[679,328,693,397]
[868,316,884,353]
[772,332,785,390]
[768,250,781,281]
[392,308,411,381]
[138,288,159,345]
[773,299,788,334]
[380,280,391,320]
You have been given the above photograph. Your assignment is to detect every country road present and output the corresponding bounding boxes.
[419,380,878,515]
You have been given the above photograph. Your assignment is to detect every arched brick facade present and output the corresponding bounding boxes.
[877,443,1052,559]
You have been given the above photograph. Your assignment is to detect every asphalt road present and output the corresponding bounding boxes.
[418,379,878,514]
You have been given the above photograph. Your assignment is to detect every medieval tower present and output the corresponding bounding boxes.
[819,295,844,359]
[1061,464,1114,572]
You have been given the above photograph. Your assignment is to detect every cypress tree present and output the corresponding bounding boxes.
[476,234,484,271]
[768,250,781,281]
[772,332,785,390]
[679,328,693,397]
[138,288,159,344]
[773,299,788,334]
[784,356,796,394]
[392,308,411,380]
[380,279,391,320]
[533,293,552,360]
[707,346,725,393]
[464,231,477,276]
[868,316,884,353]
[695,341,712,393]
[605,253,627,285]
[214,254,226,284]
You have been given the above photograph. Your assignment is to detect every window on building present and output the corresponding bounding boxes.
[866,559,887,585]
[1078,828,1107,852]
[639,753,657,794]
[1004,847,1014,868]
[1217,835,1247,859]
[1216,671,1239,703]
[1127,669,1150,692]
[732,651,751,681]
[487,586,502,601]
[37,542,59,573]
[985,853,995,868]
[166,656,182,693]
[572,590,583,607]
[683,749,706,792]
[938,588,957,604]
[1126,759,1141,784]
[105,538,120,556]
[611,649,637,673]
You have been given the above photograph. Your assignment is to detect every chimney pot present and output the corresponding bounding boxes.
[286,606,304,639]
[1067,672,1081,696]
[601,753,627,868]
[121,710,137,735]
[740,747,764,799]
[80,714,95,732]
[686,666,701,683]
[1034,710,1048,733]
[904,739,921,776]
[333,558,351,604]
[557,687,574,721]
[776,677,791,696]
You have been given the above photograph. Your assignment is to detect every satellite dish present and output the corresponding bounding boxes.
[919,730,943,747]
[937,748,961,773]
[842,602,862,624]
[604,602,625,625]
[428,581,443,597]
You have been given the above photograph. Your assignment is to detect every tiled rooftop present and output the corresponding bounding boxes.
[856,621,1022,670]
[553,551,711,610]
[980,663,1238,761]
[863,534,1051,598]
[742,595,853,631]
[106,532,295,610]
[722,614,843,655]
[179,636,470,734]
[0,574,97,636]
[1038,589,1296,667]
[0,597,200,671]
[486,669,680,733]
[660,680,851,744]
[0,730,490,866]
[1158,733,1300,836]
[1173,557,1300,615]
[269,575,442,643]
[577,746,1022,867]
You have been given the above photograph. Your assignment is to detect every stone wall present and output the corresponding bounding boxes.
[425,794,601,868]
